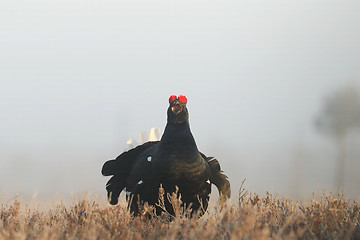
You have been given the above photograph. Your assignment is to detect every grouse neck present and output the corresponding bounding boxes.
[160,121,198,150]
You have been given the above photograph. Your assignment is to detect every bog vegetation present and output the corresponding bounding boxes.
[1,185,359,240]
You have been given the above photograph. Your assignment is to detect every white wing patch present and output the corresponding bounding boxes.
[147,156,152,162]
[137,180,143,185]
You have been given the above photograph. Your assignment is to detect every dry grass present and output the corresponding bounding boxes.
[1,186,359,240]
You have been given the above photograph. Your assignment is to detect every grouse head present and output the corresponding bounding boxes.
[167,95,189,124]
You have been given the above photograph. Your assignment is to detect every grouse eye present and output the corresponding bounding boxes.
[169,95,177,104]
[178,95,187,104]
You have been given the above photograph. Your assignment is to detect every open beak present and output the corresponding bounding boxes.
[171,103,182,115]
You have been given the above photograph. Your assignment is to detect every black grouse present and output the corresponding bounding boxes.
[102,95,230,216]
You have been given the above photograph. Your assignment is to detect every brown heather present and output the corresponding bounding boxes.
[1,186,359,240]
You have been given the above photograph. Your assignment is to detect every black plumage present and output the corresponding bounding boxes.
[102,95,230,216]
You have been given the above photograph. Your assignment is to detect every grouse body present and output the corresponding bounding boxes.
[102,95,230,216]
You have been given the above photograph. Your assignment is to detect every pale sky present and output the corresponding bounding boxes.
[1,0,360,201]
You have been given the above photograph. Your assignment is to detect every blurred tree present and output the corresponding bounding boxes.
[315,84,360,191]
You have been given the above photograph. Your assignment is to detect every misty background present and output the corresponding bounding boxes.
[1,0,360,203]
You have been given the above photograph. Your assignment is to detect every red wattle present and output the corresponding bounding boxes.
[169,95,177,103]
[178,95,187,104]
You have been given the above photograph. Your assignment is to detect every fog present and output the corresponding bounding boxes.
[1,0,360,203]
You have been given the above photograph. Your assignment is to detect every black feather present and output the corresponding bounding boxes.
[101,141,159,205]
[201,154,231,201]
[101,97,231,216]
[101,141,159,176]
[106,175,126,205]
